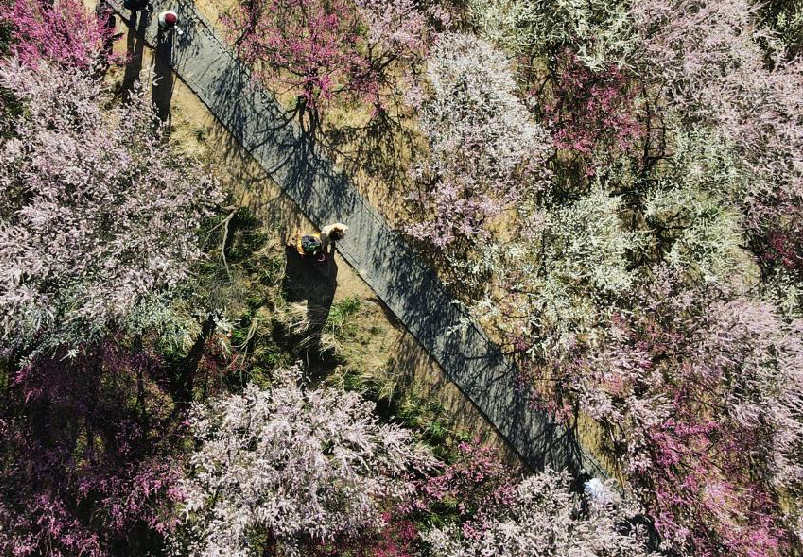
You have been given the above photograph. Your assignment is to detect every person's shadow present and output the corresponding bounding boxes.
[152,27,175,122]
[118,10,175,124]
[120,10,148,101]
[281,239,338,359]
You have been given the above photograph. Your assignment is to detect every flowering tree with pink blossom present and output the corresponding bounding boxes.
[0,342,183,557]
[172,365,432,557]
[0,0,799,555]
[403,3,803,553]
[222,0,428,130]
[465,0,649,170]
[0,59,221,356]
[0,0,113,69]
[414,441,518,533]
[514,264,801,556]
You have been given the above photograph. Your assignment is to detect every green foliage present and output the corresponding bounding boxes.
[758,0,803,53]
[396,387,458,453]
[324,296,363,341]
[468,0,639,68]
[125,293,202,355]
[548,186,642,294]
[203,208,286,311]
[148,205,295,391]
[0,22,9,57]
[661,123,752,205]
[209,210,292,386]
[528,188,640,351]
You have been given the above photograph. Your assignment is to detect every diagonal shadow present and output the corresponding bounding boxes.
[105,0,607,479]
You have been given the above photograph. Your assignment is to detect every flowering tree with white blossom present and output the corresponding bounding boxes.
[408,32,551,249]
[425,468,655,557]
[0,60,221,356]
[173,365,432,557]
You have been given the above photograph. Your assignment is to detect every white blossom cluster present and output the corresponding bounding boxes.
[409,32,550,247]
[173,365,432,557]
[425,469,656,557]
[0,59,221,355]
[468,0,639,70]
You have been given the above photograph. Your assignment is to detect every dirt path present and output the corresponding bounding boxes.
[108,0,605,477]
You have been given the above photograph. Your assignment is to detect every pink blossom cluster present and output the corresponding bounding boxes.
[0,342,182,557]
[0,0,113,69]
[542,51,644,156]
[414,441,517,538]
[431,1,803,552]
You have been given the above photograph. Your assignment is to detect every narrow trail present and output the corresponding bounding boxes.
[112,0,605,477]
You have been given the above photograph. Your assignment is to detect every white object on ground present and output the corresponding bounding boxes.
[584,477,616,504]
